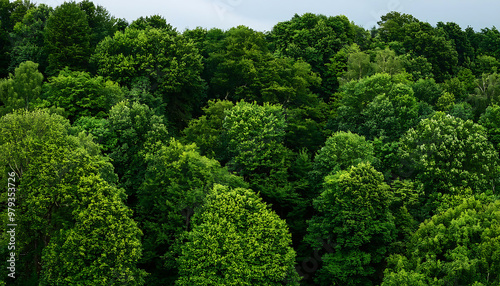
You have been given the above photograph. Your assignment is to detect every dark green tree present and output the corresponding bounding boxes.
[44,1,91,75]
[129,14,174,31]
[104,100,170,202]
[269,13,356,96]
[91,27,206,129]
[9,4,52,72]
[377,11,420,43]
[479,104,500,149]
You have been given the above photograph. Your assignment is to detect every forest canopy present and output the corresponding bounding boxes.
[1,1,500,285]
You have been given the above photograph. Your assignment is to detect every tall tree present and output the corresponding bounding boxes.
[9,4,52,72]
[305,163,396,285]
[269,13,356,96]
[91,27,206,129]
[0,109,145,284]
[377,11,420,43]
[40,68,124,122]
[44,1,91,75]
[222,101,292,202]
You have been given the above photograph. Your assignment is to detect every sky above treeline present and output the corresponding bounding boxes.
[35,0,498,32]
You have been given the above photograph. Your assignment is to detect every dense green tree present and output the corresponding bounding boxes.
[207,26,321,108]
[448,102,473,121]
[9,4,52,72]
[360,83,420,140]
[324,44,359,96]
[474,54,500,75]
[176,184,299,286]
[334,72,417,139]
[104,100,170,201]
[40,174,146,285]
[383,197,500,286]
[269,13,355,96]
[398,112,500,213]
[137,140,246,285]
[0,0,32,77]
[0,60,43,116]
[313,131,375,181]
[129,14,174,30]
[400,54,434,81]
[435,92,455,111]
[475,27,500,59]
[44,1,91,75]
[411,77,443,105]
[377,12,420,43]
[305,163,396,285]
[40,68,124,121]
[436,21,475,66]
[0,109,145,284]
[222,101,292,199]
[402,22,459,81]
[284,102,330,153]
[91,27,205,128]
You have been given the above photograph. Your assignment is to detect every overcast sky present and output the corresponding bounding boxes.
[35,0,499,32]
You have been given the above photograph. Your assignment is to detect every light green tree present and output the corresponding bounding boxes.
[0,109,145,284]
[398,112,500,213]
[0,60,43,116]
[40,68,124,121]
[343,50,373,81]
[374,48,403,75]
[383,197,500,286]
[176,184,300,286]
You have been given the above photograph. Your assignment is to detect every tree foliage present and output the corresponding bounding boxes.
[44,1,91,75]
[383,197,500,286]
[91,26,206,128]
[398,112,500,212]
[306,163,396,285]
[176,184,299,285]
[0,60,43,116]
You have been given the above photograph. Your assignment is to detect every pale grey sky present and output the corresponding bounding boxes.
[35,0,499,32]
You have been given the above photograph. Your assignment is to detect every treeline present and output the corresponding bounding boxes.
[1,0,500,285]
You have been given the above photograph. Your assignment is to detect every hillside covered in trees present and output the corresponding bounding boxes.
[2,0,500,285]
